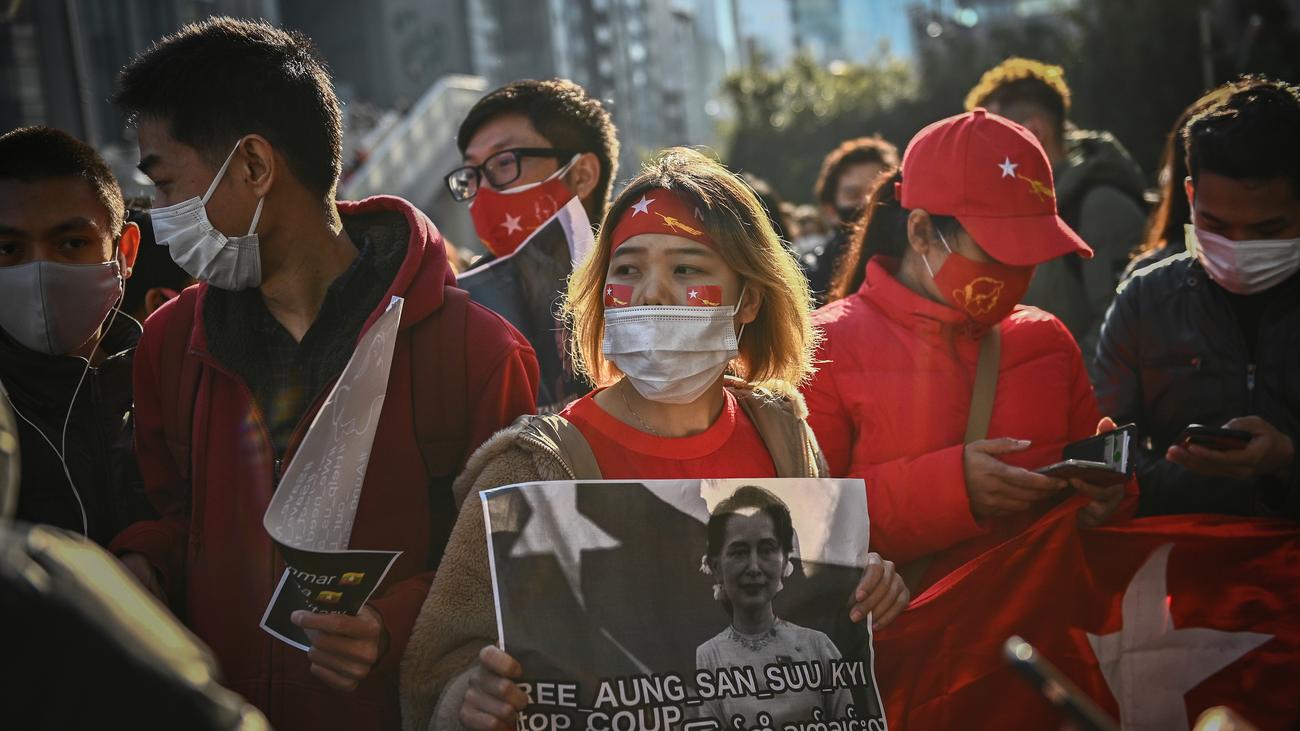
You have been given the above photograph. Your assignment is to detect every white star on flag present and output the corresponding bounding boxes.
[631,195,655,216]
[501,213,522,234]
[508,484,621,609]
[1087,543,1272,731]
[998,157,1018,178]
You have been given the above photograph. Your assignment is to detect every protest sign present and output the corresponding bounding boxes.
[482,478,887,731]
[460,196,595,412]
[259,297,404,651]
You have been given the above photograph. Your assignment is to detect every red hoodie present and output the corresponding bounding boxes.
[111,196,538,730]
[803,257,1108,589]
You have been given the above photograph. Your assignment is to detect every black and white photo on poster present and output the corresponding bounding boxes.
[481,478,887,731]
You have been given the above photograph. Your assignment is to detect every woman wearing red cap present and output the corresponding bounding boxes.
[803,109,1131,593]
[401,148,908,731]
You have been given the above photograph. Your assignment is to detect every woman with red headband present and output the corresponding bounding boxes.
[803,110,1131,594]
[401,148,908,731]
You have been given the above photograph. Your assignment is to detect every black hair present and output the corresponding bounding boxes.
[815,136,900,208]
[457,78,620,222]
[1183,75,1300,197]
[705,485,795,560]
[114,16,342,204]
[119,198,191,318]
[828,170,960,302]
[0,126,125,234]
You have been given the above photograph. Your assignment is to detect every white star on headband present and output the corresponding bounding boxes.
[631,195,655,216]
[998,157,1018,178]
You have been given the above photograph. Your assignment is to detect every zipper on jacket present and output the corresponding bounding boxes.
[517,432,579,480]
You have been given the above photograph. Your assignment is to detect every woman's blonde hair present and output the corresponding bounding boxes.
[564,147,818,390]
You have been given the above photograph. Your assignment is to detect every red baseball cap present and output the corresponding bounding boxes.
[898,108,1092,266]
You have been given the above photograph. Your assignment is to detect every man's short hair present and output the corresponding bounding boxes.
[1184,75,1300,196]
[114,16,342,204]
[457,79,619,220]
[964,57,1071,136]
[814,136,899,208]
[0,126,125,234]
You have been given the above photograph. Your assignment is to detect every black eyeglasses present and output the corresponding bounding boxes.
[445,147,579,202]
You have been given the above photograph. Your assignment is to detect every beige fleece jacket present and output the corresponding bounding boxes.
[399,383,827,731]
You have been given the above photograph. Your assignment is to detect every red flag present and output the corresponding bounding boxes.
[604,284,633,308]
[874,499,1300,730]
[685,285,722,307]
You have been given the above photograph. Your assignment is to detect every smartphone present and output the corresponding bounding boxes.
[1177,424,1253,451]
[1004,636,1118,731]
[1035,424,1136,484]
[1035,460,1129,486]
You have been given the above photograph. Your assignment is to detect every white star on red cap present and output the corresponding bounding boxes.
[688,288,699,299]
[998,157,1018,178]
[631,195,655,216]
[501,213,522,234]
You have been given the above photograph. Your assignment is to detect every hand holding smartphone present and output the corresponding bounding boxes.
[1176,424,1253,452]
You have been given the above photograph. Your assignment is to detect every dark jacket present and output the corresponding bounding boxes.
[110,195,539,731]
[0,313,152,545]
[1095,252,1300,519]
[1023,129,1148,367]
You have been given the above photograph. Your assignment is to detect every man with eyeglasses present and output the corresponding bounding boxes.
[447,78,620,411]
[449,78,618,261]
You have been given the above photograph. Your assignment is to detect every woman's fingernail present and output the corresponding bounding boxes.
[850,609,863,622]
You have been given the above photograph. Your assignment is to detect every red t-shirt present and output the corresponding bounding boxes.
[560,390,778,479]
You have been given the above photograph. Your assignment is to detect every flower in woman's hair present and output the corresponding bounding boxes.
[712,583,725,602]
[699,555,713,575]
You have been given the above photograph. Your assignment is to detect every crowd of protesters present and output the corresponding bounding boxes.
[0,15,1296,731]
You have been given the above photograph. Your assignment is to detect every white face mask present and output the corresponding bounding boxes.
[602,290,745,405]
[1186,223,1300,295]
[150,138,265,291]
[0,258,123,355]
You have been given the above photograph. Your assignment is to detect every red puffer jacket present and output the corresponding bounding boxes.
[110,196,538,731]
[803,257,1104,589]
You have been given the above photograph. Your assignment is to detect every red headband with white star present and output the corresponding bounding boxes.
[609,188,715,251]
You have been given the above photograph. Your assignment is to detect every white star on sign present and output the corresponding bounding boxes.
[1087,543,1271,731]
[501,213,522,234]
[509,484,621,609]
[631,195,655,216]
[998,157,1018,178]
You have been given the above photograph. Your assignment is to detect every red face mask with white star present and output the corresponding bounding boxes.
[469,155,578,258]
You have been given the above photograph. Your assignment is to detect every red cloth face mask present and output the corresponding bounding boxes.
[925,229,1033,327]
[469,155,578,258]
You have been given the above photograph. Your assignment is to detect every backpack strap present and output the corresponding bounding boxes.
[524,414,603,480]
[964,327,1002,444]
[158,288,202,481]
[902,327,1003,593]
[734,388,814,478]
[411,287,471,478]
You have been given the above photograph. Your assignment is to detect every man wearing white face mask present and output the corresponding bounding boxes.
[0,126,154,546]
[107,18,539,731]
[1097,76,1300,520]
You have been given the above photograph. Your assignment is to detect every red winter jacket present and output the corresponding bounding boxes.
[110,196,538,731]
[803,257,1105,588]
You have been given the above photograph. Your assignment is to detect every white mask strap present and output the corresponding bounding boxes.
[202,138,246,204]
[247,197,265,236]
[936,227,954,253]
[731,283,748,316]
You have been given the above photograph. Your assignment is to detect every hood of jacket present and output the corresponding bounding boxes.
[1055,129,1148,217]
[188,194,456,357]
